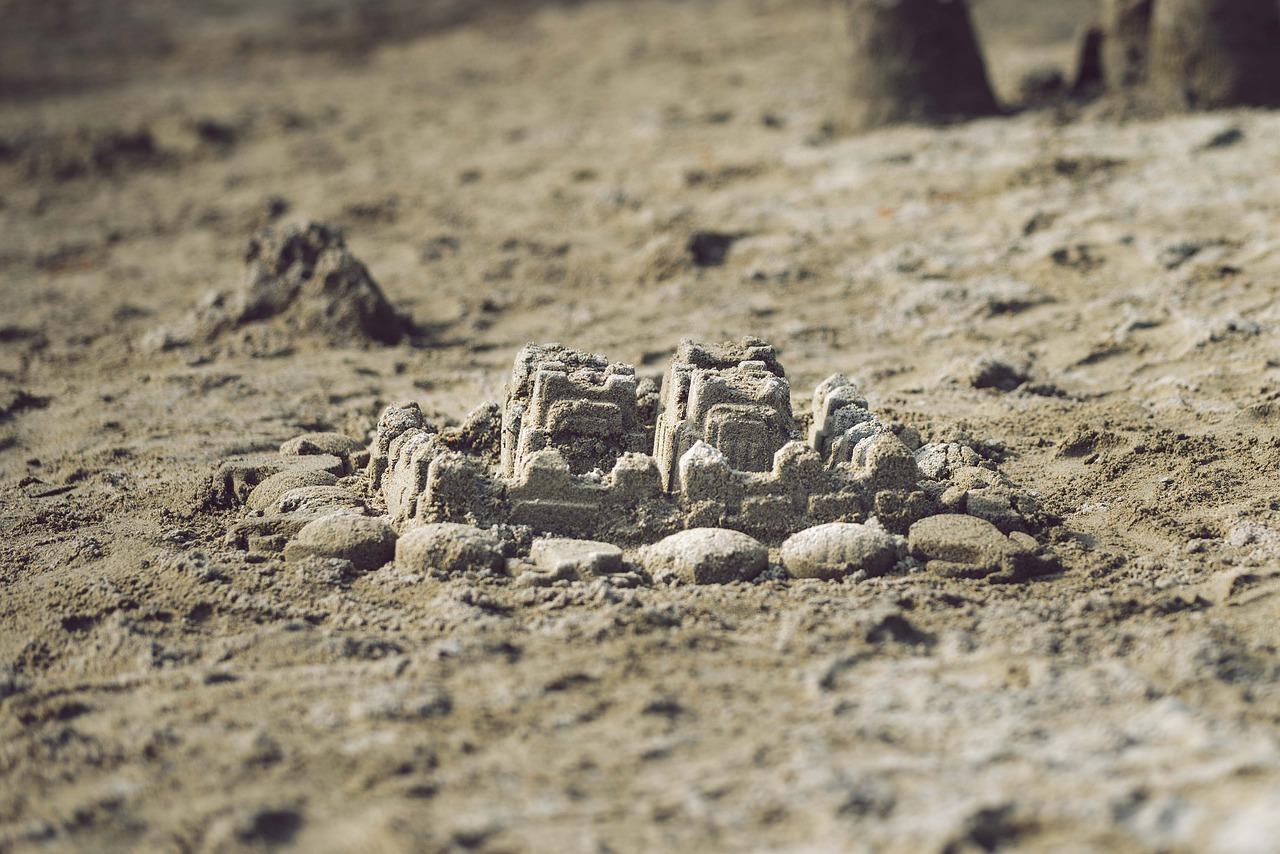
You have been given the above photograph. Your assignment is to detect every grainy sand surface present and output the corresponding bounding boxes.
[2,1,1279,851]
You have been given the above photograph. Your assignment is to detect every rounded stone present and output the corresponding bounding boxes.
[271,485,365,516]
[395,522,505,575]
[780,522,898,581]
[247,468,339,511]
[641,528,767,585]
[908,513,1013,566]
[283,512,396,571]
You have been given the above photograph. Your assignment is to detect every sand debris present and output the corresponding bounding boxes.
[144,222,410,356]
[272,485,366,516]
[529,538,624,579]
[908,514,1049,581]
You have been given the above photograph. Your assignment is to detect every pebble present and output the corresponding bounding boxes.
[530,537,624,579]
[640,528,767,585]
[780,522,899,580]
[395,522,505,575]
[283,512,396,571]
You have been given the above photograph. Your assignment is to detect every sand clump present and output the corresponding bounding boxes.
[908,514,1049,581]
[529,537,625,579]
[272,485,367,516]
[395,522,506,576]
[283,512,397,571]
[640,527,768,585]
[280,432,368,473]
[780,521,903,581]
[144,222,410,356]
[202,451,346,510]
[247,469,340,511]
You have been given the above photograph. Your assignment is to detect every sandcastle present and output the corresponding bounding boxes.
[373,337,937,543]
[215,337,1054,583]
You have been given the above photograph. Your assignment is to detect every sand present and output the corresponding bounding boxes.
[2,0,1279,850]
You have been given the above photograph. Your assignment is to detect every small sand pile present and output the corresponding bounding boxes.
[144,222,410,356]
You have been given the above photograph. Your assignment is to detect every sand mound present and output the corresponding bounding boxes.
[144,222,410,356]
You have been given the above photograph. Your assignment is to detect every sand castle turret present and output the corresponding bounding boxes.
[501,343,649,479]
[838,0,1000,131]
[653,338,797,492]
[1148,0,1280,109]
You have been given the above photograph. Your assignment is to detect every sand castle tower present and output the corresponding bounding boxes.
[1100,0,1155,90]
[838,0,1000,130]
[1147,0,1280,109]
[654,338,798,491]
[500,344,649,479]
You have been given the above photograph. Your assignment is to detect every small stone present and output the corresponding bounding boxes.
[271,485,365,516]
[641,528,767,585]
[284,513,396,571]
[530,537,624,579]
[247,469,339,511]
[780,522,899,581]
[395,523,505,575]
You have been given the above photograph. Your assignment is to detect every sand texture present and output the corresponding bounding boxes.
[2,0,1280,851]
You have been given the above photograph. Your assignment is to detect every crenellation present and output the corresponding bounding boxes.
[382,428,443,524]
